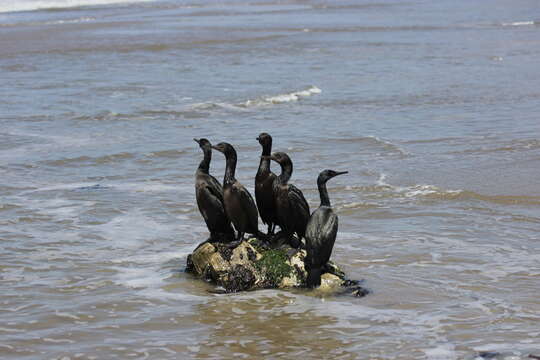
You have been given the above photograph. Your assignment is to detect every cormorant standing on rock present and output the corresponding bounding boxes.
[212,142,262,242]
[305,169,348,288]
[268,152,310,248]
[194,138,235,242]
[255,133,278,236]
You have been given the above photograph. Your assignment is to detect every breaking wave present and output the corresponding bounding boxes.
[501,20,536,27]
[190,86,322,111]
[66,86,322,123]
[241,86,322,106]
[0,0,153,13]
[344,174,540,206]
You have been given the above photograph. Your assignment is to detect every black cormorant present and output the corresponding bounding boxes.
[194,138,235,242]
[268,152,310,248]
[255,133,278,236]
[212,142,261,241]
[305,169,348,288]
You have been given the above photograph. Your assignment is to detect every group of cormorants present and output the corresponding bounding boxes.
[194,133,347,288]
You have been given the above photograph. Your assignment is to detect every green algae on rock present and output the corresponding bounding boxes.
[255,248,294,287]
[185,237,369,296]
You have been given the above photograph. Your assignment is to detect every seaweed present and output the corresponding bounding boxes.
[255,248,293,287]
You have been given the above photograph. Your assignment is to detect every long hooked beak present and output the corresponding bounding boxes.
[193,138,200,144]
[335,171,348,176]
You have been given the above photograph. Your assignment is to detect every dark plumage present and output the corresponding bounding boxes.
[255,133,278,236]
[305,169,348,288]
[212,142,260,241]
[194,138,235,242]
[269,152,310,248]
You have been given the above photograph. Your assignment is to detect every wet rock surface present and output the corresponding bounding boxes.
[186,237,369,296]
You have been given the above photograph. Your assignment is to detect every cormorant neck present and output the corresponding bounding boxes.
[198,146,211,174]
[261,142,272,156]
[317,179,331,207]
[258,144,272,173]
[224,153,237,184]
[278,161,292,184]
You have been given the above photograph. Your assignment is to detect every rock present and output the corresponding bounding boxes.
[186,237,369,296]
[351,287,370,297]
[190,242,229,276]
[478,352,500,359]
[222,264,256,292]
[318,273,344,292]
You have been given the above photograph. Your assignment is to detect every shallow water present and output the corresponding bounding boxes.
[1,0,540,359]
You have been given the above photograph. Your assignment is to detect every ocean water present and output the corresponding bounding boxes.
[1,0,539,359]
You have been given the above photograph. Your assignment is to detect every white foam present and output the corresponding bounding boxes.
[423,344,457,360]
[7,196,96,226]
[502,21,535,26]
[375,173,463,199]
[0,327,25,333]
[44,17,95,25]
[0,0,153,13]
[242,86,322,107]
[93,210,178,248]
[183,86,322,113]
[264,93,300,104]
[340,201,373,209]
[113,266,163,288]
[55,310,81,320]
[405,185,440,197]
[376,173,390,187]
[262,86,322,104]
[115,266,194,298]
[111,249,192,264]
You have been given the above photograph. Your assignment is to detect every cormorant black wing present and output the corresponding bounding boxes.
[305,207,338,266]
[197,184,227,231]
[206,174,224,203]
[288,184,310,236]
[235,181,259,234]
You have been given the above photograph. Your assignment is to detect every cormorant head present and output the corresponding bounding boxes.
[194,138,212,150]
[211,142,236,158]
[256,132,272,147]
[269,152,291,165]
[318,169,348,184]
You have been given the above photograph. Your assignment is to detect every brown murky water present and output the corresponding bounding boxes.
[1,0,539,359]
